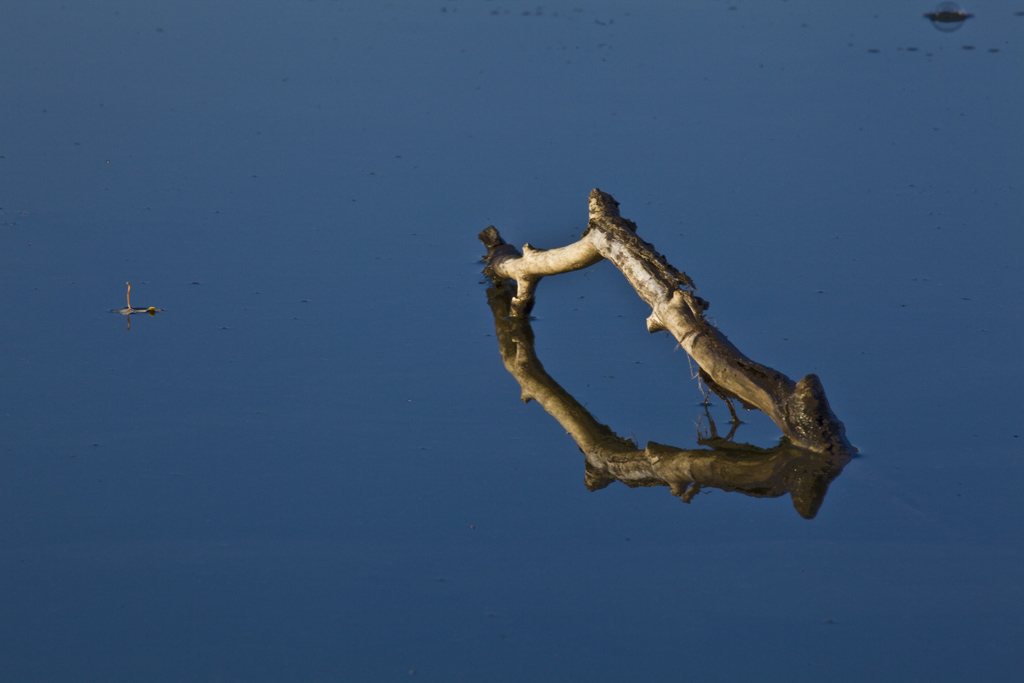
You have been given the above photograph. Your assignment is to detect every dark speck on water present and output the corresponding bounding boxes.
[925,2,974,31]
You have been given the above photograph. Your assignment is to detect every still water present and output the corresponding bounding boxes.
[1,2,1021,681]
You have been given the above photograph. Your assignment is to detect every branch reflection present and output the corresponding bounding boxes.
[486,280,852,519]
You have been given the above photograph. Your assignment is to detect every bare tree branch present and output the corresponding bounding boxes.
[479,189,851,456]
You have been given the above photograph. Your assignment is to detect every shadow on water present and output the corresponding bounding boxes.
[485,279,852,519]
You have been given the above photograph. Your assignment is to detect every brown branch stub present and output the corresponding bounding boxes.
[478,226,519,278]
[478,189,852,455]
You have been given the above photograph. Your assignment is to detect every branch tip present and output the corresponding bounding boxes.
[588,188,621,218]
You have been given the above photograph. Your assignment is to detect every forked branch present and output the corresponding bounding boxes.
[479,189,851,456]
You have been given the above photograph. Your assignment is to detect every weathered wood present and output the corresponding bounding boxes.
[479,189,851,456]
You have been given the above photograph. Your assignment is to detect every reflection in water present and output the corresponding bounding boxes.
[924,2,973,31]
[485,280,852,519]
[110,282,162,331]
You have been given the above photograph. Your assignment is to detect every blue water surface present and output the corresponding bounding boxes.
[1,2,1021,681]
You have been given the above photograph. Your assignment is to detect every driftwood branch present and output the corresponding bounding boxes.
[479,189,851,457]
[485,279,850,518]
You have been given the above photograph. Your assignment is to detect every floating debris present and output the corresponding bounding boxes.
[110,282,162,330]
[925,2,973,31]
